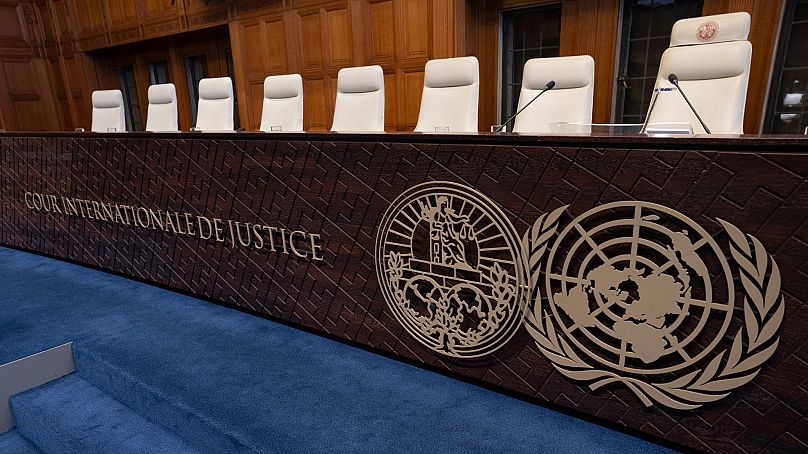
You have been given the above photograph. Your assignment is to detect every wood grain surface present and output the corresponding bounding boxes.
[1,132,807,453]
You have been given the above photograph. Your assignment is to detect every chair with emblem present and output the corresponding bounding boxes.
[512,56,594,133]
[195,77,235,132]
[644,12,752,134]
[331,65,385,132]
[145,83,178,132]
[260,74,304,132]
[91,89,126,132]
[414,56,479,133]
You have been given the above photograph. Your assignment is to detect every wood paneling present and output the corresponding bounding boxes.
[303,77,328,130]
[326,7,352,67]
[560,0,620,124]
[403,0,428,59]
[4,132,808,453]
[140,0,183,39]
[369,1,394,61]
[300,12,324,70]
[403,69,424,128]
[382,71,396,129]
[265,19,286,74]
[68,0,106,49]
[181,0,229,31]
[0,6,23,39]
[0,1,61,131]
[103,0,141,44]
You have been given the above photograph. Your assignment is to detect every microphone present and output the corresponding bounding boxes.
[495,80,555,132]
[640,85,662,134]
[667,73,711,134]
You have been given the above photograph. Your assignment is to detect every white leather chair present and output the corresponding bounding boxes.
[644,12,752,134]
[414,56,479,133]
[331,65,384,132]
[195,77,234,131]
[512,56,594,133]
[91,90,126,132]
[145,83,178,132]
[260,74,303,132]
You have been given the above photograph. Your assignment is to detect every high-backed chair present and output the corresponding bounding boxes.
[644,12,752,134]
[145,83,178,132]
[91,90,126,132]
[331,65,384,132]
[414,56,479,133]
[260,74,303,132]
[511,56,594,133]
[196,77,234,131]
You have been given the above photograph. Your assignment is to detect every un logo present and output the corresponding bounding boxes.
[375,182,528,358]
[545,201,735,373]
[524,202,784,410]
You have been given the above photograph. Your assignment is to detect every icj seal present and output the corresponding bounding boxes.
[376,182,528,358]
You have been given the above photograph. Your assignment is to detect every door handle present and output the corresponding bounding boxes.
[617,74,631,89]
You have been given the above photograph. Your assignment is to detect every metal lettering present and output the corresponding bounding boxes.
[289,231,308,258]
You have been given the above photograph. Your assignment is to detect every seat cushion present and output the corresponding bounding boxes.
[92,90,123,109]
[424,56,478,88]
[337,66,383,94]
[264,74,302,100]
[522,55,593,90]
[199,77,233,101]
[148,84,176,105]
[659,41,750,81]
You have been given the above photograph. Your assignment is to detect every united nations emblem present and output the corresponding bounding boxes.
[375,182,528,358]
[523,202,784,410]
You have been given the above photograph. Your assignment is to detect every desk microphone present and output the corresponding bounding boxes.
[495,80,555,132]
[667,74,711,134]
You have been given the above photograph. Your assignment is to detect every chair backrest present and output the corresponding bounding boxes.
[91,90,126,132]
[260,74,303,132]
[145,83,178,132]
[645,12,752,134]
[414,56,479,133]
[196,77,234,131]
[331,65,384,132]
[512,56,594,133]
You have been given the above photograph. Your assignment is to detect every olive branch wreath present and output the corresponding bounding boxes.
[521,206,784,410]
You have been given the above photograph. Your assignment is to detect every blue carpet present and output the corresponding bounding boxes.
[10,374,196,453]
[0,246,675,453]
[0,428,41,453]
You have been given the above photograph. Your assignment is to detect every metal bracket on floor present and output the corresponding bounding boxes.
[0,342,76,433]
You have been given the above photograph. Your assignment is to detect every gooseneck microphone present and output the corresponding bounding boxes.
[667,73,711,134]
[495,80,555,132]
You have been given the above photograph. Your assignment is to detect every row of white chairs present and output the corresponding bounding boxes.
[91,12,751,135]
[91,55,485,134]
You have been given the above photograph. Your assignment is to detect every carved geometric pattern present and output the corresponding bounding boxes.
[1,134,807,453]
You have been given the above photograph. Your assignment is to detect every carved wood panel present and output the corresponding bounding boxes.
[1,133,806,453]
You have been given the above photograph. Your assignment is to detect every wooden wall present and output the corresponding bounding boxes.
[0,0,61,131]
[0,0,790,133]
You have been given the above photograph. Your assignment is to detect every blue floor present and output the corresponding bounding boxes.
[0,246,675,453]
